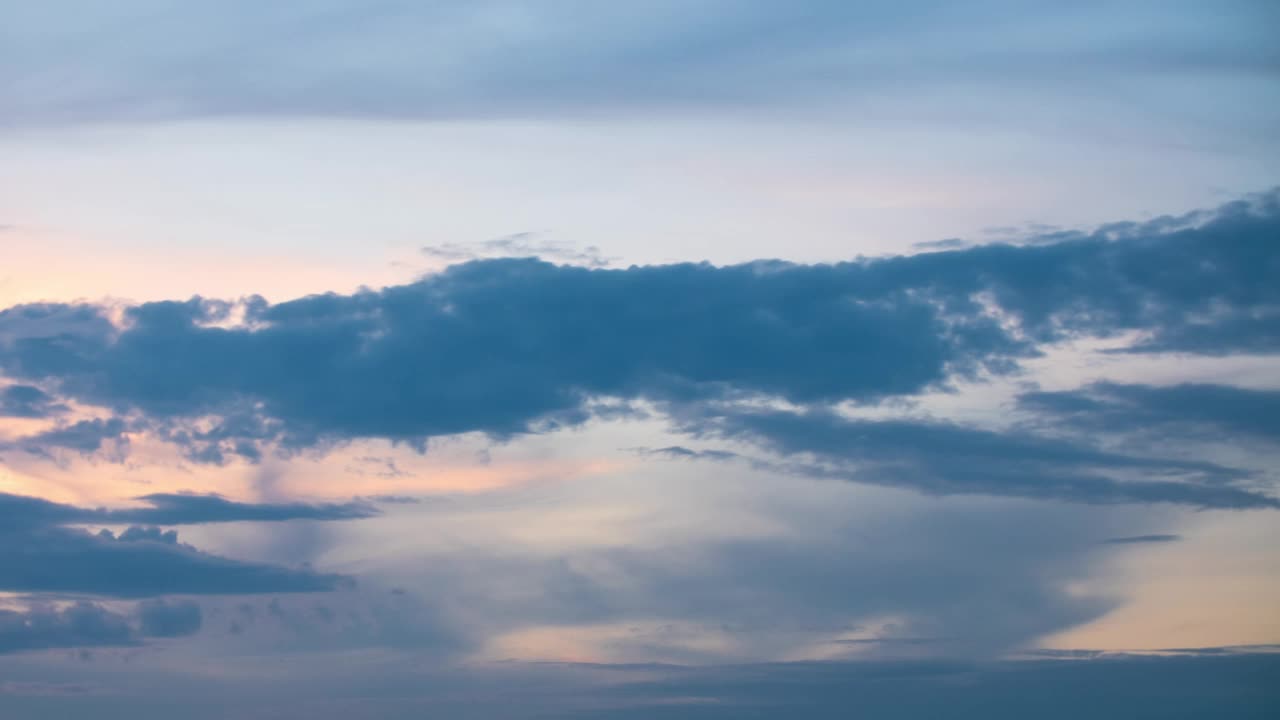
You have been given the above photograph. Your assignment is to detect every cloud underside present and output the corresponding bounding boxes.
[0,492,366,653]
[2,193,1278,508]
[0,525,349,597]
[0,492,367,598]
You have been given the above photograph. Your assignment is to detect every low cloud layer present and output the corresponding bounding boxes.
[1102,534,1182,545]
[0,599,203,655]
[0,492,376,528]
[558,653,1280,719]
[0,492,366,598]
[2,649,1275,718]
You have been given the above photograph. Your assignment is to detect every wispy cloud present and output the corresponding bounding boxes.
[422,232,612,268]
[1102,534,1182,545]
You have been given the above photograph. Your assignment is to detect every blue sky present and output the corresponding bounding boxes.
[2,2,1279,717]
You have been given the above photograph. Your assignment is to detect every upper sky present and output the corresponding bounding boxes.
[2,2,1279,717]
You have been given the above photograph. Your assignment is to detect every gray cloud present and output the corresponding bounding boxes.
[136,599,202,638]
[0,491,376,528]
[0,602,134,655]
[556,653,1280,719]
[375,489,1130,662]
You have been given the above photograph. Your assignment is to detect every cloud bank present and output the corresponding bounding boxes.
[2,192,1278,508]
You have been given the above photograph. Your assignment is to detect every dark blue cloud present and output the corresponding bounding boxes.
[0,491,376,527]
[868,192,1280,354]
[0,264,1021,456]
[1,194,1277,508]
[1020,382,1280,442]
[672,407,1276,509]
[0,384,66,418]
[0,492,370,597]
[0,524,351,597]
[0,302,117,375]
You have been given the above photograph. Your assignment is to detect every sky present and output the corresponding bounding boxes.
[2,1,1279,717]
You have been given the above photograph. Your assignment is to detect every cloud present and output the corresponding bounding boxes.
[113,493,377,525]
[136,599,202,638]
[206,592,468,657]
[627,446,741,462]
[1102,534,1182,545]
[2,1,1275,131]
[0,492,369,597]
[1019,382,1280,443]
[1,193,1278,509]
[0,602,134,655]
[377,488,1131,661]
[0,302,117,364]
[0,598,201,655]
[0,491,377,527]
[671,407,1277,509]
[0,525,352,597]
[17,417,128,456]
[2,649,1276,717]
[911,237,968,251]
[0,384,67,418]
[422,232,611,268]
[553,653,1280,719]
